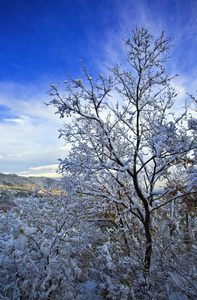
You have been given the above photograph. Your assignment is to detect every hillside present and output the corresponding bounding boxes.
[0,173,60,189]
[0,173,61,210]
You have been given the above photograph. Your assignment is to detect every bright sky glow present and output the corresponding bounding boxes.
[0,0,197,177]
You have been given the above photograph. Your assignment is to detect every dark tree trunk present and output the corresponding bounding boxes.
[144,217,152,271]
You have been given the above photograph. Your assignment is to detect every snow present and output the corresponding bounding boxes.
[78,280,100,299]
[15,234,28,250]
[73,79,85,89]
[98,73,104,78]
[169,292,190,300]
[155,143,162,157]
[40,245,50,258]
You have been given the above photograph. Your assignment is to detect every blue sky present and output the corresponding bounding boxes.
[0,0,197,177]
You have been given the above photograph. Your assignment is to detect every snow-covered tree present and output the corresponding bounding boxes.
[48,27,196,273]
[0,191,87,299]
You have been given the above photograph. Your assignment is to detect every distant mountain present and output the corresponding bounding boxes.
[0,173,62,210]
[0,173,60,189]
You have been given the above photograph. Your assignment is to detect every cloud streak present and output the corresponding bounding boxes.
[29,164,58,171]
[0,82,67,176]
[18,164,60,178]
[4,115,31,124]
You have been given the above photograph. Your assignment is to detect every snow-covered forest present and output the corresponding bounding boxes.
[0,27,197,299]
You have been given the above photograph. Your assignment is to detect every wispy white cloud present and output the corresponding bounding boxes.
[19,171,61,178]
[0,81,62,124]
[4,115,31,124]
[29,164,58,171]
[7,151,32,159]
[0,81,67,176]
[19,164,60,178]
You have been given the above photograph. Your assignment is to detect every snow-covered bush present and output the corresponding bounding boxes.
[0,191,87,299]
[0,190,196,299]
